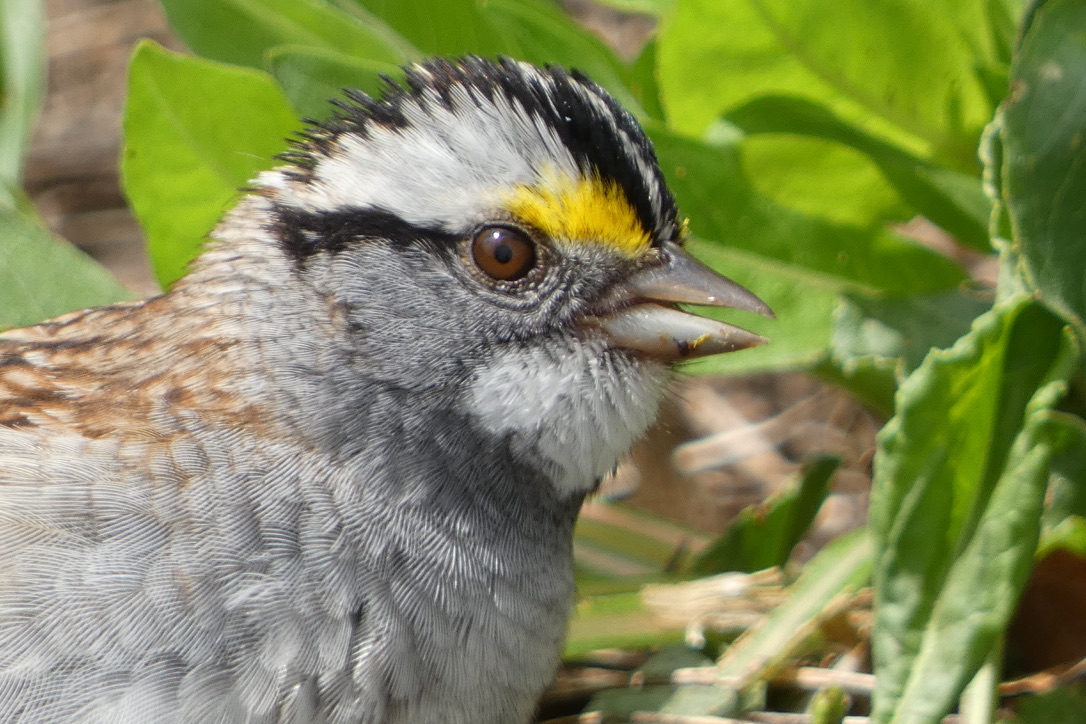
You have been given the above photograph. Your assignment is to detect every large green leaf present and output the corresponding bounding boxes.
[657,0,1001,169]
[351,0,648,117]
[0,206,131,328]
[351,0,509,58]
[268,45,402,120]
[870,295,1077,724]
[725,96,993,251]
[827,289,994,414]
[735,131,908,232]
[741,0,995,163]
[997,0,1086,335]
[658,0,852,141]
[158,0,415,73]
[651,130,966,295]
[481,0,647,116]
[627,39,667,123]
[122,42,300,287]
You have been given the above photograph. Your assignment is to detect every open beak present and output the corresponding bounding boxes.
[586,241,774,362]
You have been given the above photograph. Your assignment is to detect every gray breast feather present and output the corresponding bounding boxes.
[0,424,575,723]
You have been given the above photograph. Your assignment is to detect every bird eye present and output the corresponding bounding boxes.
[471,227,536,281]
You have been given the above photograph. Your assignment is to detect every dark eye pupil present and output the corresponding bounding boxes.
[470,226,536,282]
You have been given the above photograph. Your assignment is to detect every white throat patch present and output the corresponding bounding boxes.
[464,340,667,497]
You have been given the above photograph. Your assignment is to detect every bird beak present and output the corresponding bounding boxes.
[586,241,774,362]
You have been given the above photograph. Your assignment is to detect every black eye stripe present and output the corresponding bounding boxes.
[273,205,459,265]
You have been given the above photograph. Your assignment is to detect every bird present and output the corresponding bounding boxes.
[0,56,771,723]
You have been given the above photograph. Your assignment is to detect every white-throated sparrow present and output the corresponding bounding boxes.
[0,56,770,723]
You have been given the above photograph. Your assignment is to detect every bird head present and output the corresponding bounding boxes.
[226,56,771,496]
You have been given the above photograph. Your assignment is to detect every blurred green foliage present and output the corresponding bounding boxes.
[0,0,130,328]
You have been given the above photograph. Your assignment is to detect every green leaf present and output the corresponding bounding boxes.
[280,1,645,123]
[725,96,993,251]
[1037,412,1086,557]
[574,501,705,582]
[481,0,646,117]
[958,645,1001,724]
[588,685,687,716]
[0,0,44,198]
[870,295,1078,724]
[735,132,908,231]
[627,39,667,123]
[657,0,998,167]
[691,456,839,575]
[353,0,647,118]
[268,45,402,120]
[651,129,966,296]
[1043,413,1086,526]
[565,589,686,656]
[586,0,675,15]
[122,41,300,287]
[660,530,873,716]
[158,0,414,72]
[658,0,850,140]
[0,205,131,328]
[351,0,510,58]
[1016,683,1086,724]
[944,0,1017,83]
[1039,515,1086,558]
[827,289,994,414]
[998,0,1086,334]
[808,686,849,724]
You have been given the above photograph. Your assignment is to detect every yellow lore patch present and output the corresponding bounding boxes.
[502,171,651,257]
